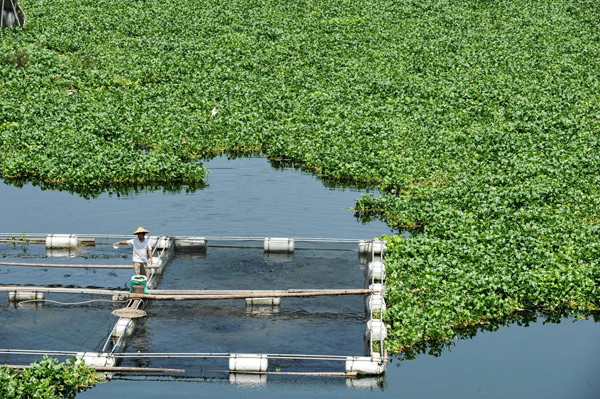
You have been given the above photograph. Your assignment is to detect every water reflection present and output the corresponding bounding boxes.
[1,177,206,199]
[0,155,394,238]
[1,153,382,200]
[269,159,380,191]
[396,310,600,360]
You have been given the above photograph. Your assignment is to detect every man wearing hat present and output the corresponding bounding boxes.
[113,227,153,277]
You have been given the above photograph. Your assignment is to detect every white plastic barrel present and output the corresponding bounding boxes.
[368,283,384,293]
[148,236,171,249]
[372,240,386,255]
[174,237,207,249]
[367,261,386,282]
[365,293,386,314]
[147,257,164,274]
[45,234,78,248]
[358,240,370,254]
[245,297,281,306]
[112,318,134,338]
[358,240,387,255]
[229,354,268,372]
[76,352,116,368]
[264,238,294,253]
[366,319,388,341]
[8,291,45,302]
[111,293,128,302]
[345,356,386,375]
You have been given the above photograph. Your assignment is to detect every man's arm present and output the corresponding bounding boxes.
[147,248,153,265]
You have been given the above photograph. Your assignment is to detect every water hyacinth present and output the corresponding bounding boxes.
[1,0,600,352]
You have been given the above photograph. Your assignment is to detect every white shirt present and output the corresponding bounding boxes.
[127,237,151,263]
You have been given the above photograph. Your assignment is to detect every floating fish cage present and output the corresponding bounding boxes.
[0,232,388,383]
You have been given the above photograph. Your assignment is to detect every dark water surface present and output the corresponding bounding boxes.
[1,156,599,398]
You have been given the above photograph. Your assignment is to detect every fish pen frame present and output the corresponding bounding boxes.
[0,232,388,381]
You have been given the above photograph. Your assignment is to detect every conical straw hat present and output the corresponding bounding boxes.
[133,226,150,235]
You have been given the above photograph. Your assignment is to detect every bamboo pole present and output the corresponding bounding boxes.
[151,289,372,294]
[0,350,350,361]
[224,370,357,377]
[6,365,185,373]
[5,364,355,377]
[130,289,375,300]
[0,286,128,295]
[0,238,46,243]
[0,286,378,298]
[0,261,131,269]
[0,238,96,244]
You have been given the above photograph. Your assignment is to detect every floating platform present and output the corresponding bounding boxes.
[0,233,388,382]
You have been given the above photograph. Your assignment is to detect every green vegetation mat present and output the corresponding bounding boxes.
[1,0,599,352]
[0,357,99,398]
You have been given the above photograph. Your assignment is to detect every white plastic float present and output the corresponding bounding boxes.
[76,352,116,368]
[245,297,281,306]
[358,240,387,255]
[366,319,388,341]
[368,283,384,293]
[365,293,386,314]
[229,353,269,372]
[174,237,207,250]
[345,356,386,375]
[264,238,294,253]
[45,234,78,248]
[8,291,44,302]
[366,260,386,282]
[148,236,171,249]
[112,318,134,338]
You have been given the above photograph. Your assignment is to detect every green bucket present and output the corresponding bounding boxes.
[130,275,150,294]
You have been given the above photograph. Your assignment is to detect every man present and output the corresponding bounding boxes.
[114,227,153,277]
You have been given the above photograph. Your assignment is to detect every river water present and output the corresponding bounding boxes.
[0,156,598,398]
